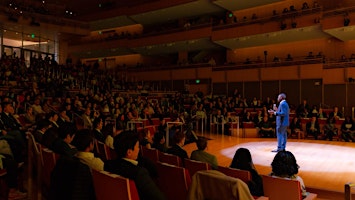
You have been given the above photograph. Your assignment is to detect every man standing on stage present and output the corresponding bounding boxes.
[269,93,289,152]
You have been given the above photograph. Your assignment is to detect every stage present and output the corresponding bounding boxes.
[183,133,355,195]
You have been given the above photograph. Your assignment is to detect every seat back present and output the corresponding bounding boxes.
[188,170,255,200]
[262,175,302,200]
[217,166,251,184]
[157,162,191,200]
[41,148,58,190]
[184,159,211,177]
[158,152,181,167]
[141,147,159,163]
[96,141,108,161]
[0,169,9,200]
[92,170,139,200]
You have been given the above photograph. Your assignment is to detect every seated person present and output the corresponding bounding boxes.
[0,151,27,199]
[104,132,165,200]
[258,115,274,138]
[341,116,355,142]
[140,128,153,149]
[103,124,121,149]
[270,150,308,198]
[33,119,51,144]
[190,138,218,169]
[213,110,228,135]
[51,122,78,157]
[306,116,320,139]
[167,130,189,166]
[324,116,338,141]
[329,106,343,120]
[289,117,303,138]
[152,131,167,153]
[230,148,263,197]
[72,129,104,171]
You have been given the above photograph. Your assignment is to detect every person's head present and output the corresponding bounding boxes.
[271,150,299,177]
[277,93,286,102]
[195,137,208,151]
[58,122,77,144]
[334,106,339,113]
[173,131,185,146]
[72,129,95,152]
[47,111,58,122]
[230,148,254,170]
[2,102,14,114]
[27,106,33,114]
[93,117,103,130]
[114,131,140,160]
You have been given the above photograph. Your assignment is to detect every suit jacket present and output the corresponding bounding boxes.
[1,112,22,131]
[190,150,218,169]
[167,144,189,165]
[104,158,165,200]
[50,156,95,200]
[51,139,78,158]
[93,129,105,143]
[275,100,289,127]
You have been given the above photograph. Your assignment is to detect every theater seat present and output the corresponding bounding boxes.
[184,159,211,178]
[157,162,191,200]
[188,170,267,200]
[158,152,182,167]
[262,175,317,200]
[92,170,139,200]
[217,166,251,184]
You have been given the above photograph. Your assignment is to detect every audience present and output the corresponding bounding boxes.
[324,116,337,141]
[167,130,189,166]
[190,137,218,169]
[270,150,308,198]
[306,116,320,140]
[341,116,355,142]
[230,148,264,196]
[72,129,104,171]
[104,132,165,200]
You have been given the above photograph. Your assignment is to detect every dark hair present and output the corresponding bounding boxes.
[72,129,94,151]
[271,150,299,177]
[230,148,254,170]
[173,130,185,145]
[196,138,207,150]
[114,131,139,158]
[58,122,77,139]
[102,124,114,139]
[46,111,58,119]
[93,117,102,129]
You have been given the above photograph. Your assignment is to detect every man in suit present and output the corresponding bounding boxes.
[269,93,289,152]
[104,132,165,200]
[190,137,218,169]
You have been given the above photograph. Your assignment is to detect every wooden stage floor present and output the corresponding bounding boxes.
[183,132,355,197]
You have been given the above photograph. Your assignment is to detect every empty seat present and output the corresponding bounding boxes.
[184,159,211,178]
[262,175,317,200]
[217,166,251,184]
[92,170,139,200]
[157,162,191,200]
[158,152,182,167]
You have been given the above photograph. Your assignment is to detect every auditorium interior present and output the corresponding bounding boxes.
[1,0,355,199]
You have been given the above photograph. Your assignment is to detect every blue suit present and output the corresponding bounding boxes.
[275,99,289,150]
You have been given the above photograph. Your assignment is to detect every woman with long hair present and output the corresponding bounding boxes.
[230,148,263,196]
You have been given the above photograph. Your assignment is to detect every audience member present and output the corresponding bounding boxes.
[72,129,104,171]
[270,150,308,198]
[51,122,78,157]
[329,106,342,120]
[152,131,167,153]
[190,137,218,169]
[341,116,355,142]
[324,116,337,141]
[33,119,51,144]
[306,116,320,140]
[258,115,274,138]
[167,130,189,165]
[92,118,104,142]
[230,148,264,196]
[104,132,165,200]
[289,117,303,138]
